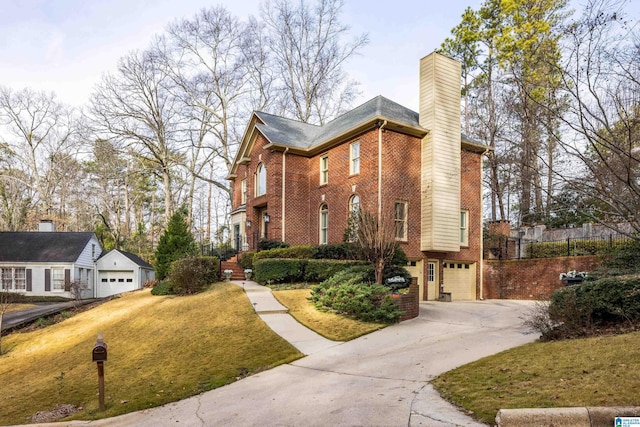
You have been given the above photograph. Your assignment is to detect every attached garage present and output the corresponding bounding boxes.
[442,261,476,300]
[95,249,154,298]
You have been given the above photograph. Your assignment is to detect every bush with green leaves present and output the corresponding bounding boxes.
[303,259,368,282]
[151,281,174,296]
[527,276,640,340]
[312,243,357,260]
[169,256,219,295]
[253,246,315,262]
[601,238,640,273]
[239,251,256,270]
[254,258,306,284]
[310,266,401,323]
[257,239,290,251]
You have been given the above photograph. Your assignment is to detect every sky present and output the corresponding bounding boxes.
[0,0,487,113]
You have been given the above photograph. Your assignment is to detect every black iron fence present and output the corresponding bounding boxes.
[514,234,631,259]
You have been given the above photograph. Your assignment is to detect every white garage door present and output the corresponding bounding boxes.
[442,262,476,301]
[97,270,136,297]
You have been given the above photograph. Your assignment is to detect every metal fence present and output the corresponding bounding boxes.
[514,234,632,259]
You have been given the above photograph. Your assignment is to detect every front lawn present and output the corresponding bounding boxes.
[0,284,302,425]
[272,288,387,341]
[433,332,640,424]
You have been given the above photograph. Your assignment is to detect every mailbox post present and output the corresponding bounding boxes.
[92,332,108,411]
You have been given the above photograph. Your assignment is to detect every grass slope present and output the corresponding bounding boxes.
[433,332,640,424]
[0,284,302,425]
[272,289,386,341]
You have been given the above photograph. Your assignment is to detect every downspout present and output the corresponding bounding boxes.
[282,147,289,242]
[378,120,388,222]
[479,147,490,300]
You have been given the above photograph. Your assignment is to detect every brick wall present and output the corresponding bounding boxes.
[395,278,419,321]
[483,256,601,300]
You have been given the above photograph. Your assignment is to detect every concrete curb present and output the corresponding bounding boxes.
[496,406,640,426]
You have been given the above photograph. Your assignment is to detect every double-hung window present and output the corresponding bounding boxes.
[52,267,65,291]
[1,267,26,291]
[320,155,328,185]
[395,201,408,241]
[319,204,328,245]
[350,141,360,175]
[241,179,247,204]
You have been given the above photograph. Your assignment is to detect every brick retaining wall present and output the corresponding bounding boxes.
[395,278,419,321]
[483,256,601,300]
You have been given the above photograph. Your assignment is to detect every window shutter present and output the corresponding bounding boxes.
[26,269,32,292]
[45,269,51,291]
[64,269,71,291]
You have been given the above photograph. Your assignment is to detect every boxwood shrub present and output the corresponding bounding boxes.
[253,245,315,262]
[303,259,368,282]
[254,258,307,284]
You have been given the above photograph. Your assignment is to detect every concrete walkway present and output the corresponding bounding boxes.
[27,285,541,427]
[233,280,342,355]
[2,300,100,332]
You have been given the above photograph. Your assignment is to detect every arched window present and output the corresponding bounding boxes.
[256,163,266,196]
[319,204,328,245]
[349,195,360,215]
[347,195,360,242]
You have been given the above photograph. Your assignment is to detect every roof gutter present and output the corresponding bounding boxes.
[378,120,388,222]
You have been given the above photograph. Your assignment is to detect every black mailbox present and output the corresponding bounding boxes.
[92,341,108,362]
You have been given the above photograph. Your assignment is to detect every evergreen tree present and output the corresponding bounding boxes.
[154,207,197,280]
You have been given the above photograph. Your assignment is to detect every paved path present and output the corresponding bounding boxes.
[32,283,537,427]
[2,302,78,331]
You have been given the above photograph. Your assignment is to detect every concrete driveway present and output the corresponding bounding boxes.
[53,300,537,427]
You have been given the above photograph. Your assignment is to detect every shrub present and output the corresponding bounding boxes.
[254,258,306,284]
[527,276,640,340]
[312,243,358,260]
[257,239,289,251]
[310,266,401,323]
[169,256,219,295]
[151,281,174,296]
[303,259,368,282]
[253,245,315,262]
[602,239,640,273]
[239,251,256,270]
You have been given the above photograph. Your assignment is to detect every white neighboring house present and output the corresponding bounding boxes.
[0,221,154,299]
[95,249,155,298]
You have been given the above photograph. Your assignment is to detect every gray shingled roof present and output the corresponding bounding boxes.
[96,249,153,269]
[0,232,96,262]
[254,95,422,149]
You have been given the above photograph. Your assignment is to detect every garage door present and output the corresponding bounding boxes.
[97,270,136,297]
[442,262,476,300]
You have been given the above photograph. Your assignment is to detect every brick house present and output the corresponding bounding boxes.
[228,52,489,301]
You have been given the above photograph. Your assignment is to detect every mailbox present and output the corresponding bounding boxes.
[92,336,108,362]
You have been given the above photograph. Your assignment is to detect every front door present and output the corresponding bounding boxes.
[427,261,438,301]
[234,224,241,251]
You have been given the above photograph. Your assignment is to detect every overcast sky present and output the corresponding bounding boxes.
[2,0,634,113]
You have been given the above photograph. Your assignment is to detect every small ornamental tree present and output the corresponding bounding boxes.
[154,208,197,280]
[350,211,399,284]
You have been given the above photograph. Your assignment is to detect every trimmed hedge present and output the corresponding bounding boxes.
[527,238,628,258]
[253,246,315,262]
[253,258,368,284]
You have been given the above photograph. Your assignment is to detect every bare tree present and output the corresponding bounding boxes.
[350,210,399,285]
[260,0,368,125]
[89,50,186,226]
[546,0,640,235]
[0,87,78,224]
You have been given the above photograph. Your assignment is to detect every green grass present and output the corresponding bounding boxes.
[433,332,640,424]
[272,289,387,341]
[0,284,302,425]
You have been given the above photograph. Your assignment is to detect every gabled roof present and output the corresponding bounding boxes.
[97,249,153,269]
[0,232,96,262]
[254,95,424,151]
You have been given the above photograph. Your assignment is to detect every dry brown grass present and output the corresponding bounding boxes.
[272,289,386,341]
[0,284,302,425]
[433,332,640,424]
[4,303,36,313]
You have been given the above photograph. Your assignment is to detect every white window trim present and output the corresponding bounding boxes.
[1,267,26,291]
[320,155,328,185]
[320,204,328,245]
[460,210,469,246]
[255,164,266,196]
[350,141,360,175]
[52,267,65,291]
[241,179,247,204]
[394,200,408,241]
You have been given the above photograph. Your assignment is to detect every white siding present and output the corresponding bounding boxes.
[76,235,101,267]
[419,52,461,252]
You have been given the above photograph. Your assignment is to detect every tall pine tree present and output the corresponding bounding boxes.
[154,207,196,280]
